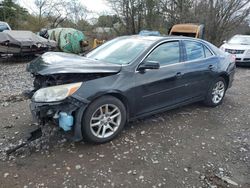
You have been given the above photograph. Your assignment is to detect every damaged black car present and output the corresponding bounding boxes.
[27,36,236,143]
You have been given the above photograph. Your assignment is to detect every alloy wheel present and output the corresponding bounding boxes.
[90,104,122,138]
[212,81,225,104]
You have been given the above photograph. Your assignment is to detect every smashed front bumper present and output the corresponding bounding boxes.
[30,97,88,142]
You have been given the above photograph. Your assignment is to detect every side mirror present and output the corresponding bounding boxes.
[138,60,160,71]
[223,40,227,44]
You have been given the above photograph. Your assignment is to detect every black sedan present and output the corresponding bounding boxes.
[27,36,236,143]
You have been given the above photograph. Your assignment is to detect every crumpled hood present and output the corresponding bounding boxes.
[27,52,122,75]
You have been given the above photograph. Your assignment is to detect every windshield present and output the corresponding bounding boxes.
[86,37,154,64]
[228,36,250,45]
[0,23,10,32]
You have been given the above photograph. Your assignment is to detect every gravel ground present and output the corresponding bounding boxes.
[0,58,33,103]
[0,61,249,188]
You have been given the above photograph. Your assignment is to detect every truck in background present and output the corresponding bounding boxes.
[169,24,205,39]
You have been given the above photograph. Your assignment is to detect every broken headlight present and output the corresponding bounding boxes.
[32,82,82,102]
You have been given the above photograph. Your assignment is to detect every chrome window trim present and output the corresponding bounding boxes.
[181,39,217,64]
[135,38,216,73]
[181,39,216,57]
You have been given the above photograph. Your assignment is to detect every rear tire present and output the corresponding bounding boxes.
[204,77,227,107]
[81,95,126,143]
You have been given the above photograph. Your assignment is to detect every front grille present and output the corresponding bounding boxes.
[225,49,245,54]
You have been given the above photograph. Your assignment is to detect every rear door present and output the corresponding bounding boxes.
[181,40,218,98]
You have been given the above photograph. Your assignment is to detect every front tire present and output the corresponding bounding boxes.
[204,77,227,107]
[81,95,126,143]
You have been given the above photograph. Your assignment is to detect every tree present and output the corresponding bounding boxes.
[107,0,143,34]
[0,0,29,29]
[107,0,250,45]
[34,0,48,25]
[96,15,120,27]
[67,0,88,23]
[160,0,194,27]
[33,0,88,28]
[192,0,250,45]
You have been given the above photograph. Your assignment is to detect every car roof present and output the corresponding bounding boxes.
[120,35,207,43]
[233,34,250,38]
[118,35,222,55]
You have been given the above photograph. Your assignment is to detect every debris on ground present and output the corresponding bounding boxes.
[0,123,66,161]
[215,174,238,186]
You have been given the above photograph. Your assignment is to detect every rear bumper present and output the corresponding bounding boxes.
[30,97,88,142]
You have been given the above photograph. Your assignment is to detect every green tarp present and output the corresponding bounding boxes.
[48,28,85,54]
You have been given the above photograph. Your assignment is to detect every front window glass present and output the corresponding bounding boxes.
[146,42,180,65]
[0,23,9,32]
[184,41,205,61]
[228,36,250,45]
[86,37,154,65]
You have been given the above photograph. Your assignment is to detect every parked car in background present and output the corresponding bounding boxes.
[27,36,236,143]
[0,31,56,56]
[0,21,11,32]
[220,35,250,66]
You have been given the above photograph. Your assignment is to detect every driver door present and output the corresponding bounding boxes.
[134,41,187,116]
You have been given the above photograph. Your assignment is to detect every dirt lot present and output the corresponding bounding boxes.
[0,60,249,188]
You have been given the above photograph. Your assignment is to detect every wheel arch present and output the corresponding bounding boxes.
[88,91,130,121]
[218,72,229,89]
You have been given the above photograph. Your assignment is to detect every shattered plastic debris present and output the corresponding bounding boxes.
[215,174,238,186]
[0,123,65,161]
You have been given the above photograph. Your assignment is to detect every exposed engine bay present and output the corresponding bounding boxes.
[32,73,113,90]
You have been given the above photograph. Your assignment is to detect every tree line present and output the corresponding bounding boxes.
[108,0,250,45]
[0,0,249,45]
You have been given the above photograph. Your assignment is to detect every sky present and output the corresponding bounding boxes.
[16,0,111,18]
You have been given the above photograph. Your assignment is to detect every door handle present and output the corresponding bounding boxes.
[176,72,182,78]
[208,65,215,70]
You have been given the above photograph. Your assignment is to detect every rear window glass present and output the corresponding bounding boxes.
[204,46,213,58]
[184,41,205,61]
[171,32,196,38]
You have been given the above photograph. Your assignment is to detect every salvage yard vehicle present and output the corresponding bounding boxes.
[27,35,236,143]
[0,31,56,55]
[220,35,250,66]
[169,24,205,39]
[0,21,11,32]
